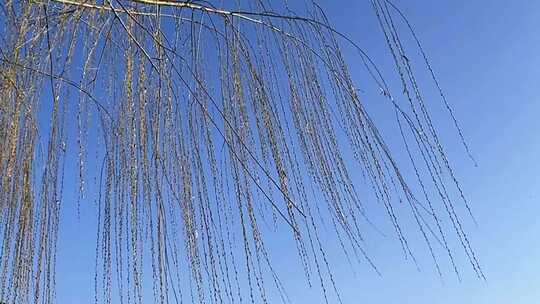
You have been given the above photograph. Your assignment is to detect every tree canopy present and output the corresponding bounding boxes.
[0,0,481,303]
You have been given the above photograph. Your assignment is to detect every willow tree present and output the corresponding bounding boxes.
[0,0,482,303]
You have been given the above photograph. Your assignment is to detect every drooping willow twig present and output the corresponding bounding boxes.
[0,0,483,303]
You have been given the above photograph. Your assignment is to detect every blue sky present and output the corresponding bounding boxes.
[53,1,540,303]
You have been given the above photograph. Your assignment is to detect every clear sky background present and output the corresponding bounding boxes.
[53,1,540,303]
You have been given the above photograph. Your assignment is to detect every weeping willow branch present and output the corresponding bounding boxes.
[0,1,482,303]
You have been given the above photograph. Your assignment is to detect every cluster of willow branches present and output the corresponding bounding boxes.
[0,0,483,303]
